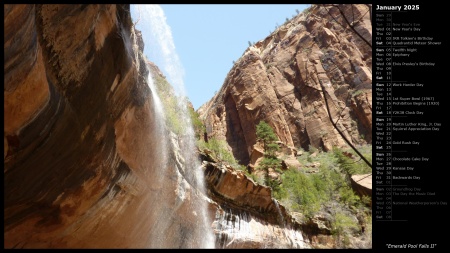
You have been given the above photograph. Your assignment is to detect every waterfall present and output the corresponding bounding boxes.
[130,4,215,248]
[273,199,285,227]
[212,208,308,248]
[128,5,307,249]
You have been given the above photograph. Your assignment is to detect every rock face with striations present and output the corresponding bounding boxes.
[4,4,211,248]
[4,4,310,249]
[200,151,310,248]
[198,4,372,165]
[4,4,370,249]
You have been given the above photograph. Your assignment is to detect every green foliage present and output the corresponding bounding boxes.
[276,169,323,217]
[333,146,372,179]
[153,74,173,96]
[339,186,361,207]
[265,143,279,157]
[332,212,359,235]
[333,147,357,177]
[331,212,359,248]
[256,121,278,143]
[256,120,279,156]
[197,138,238,167]
[361,195,372,206]
[248,172,265,185]
[252,121,282,192]
[308,144,318,153]
[296,148,310,165]
[257,157,281,171]
[363,214,372,238]
[151,68,208,137]
[352,89,365,97]
[266,177,281,196]
[152,73,186,135]
[188,106,205,139]
[272,180,287,200]
[272,145,372,247]
[165,102,184,134]
[235,164,247,172]
[275,146,372,219]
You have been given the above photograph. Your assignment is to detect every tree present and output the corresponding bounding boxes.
[301,5,373,168]
[256,121,279,157]
[266,143,280,158]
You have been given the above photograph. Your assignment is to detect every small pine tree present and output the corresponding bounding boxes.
[256,121,279,157]
[266,143,279,157]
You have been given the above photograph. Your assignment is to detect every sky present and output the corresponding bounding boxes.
[131,4,310,110]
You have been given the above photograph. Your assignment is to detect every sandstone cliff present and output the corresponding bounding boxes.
[4,4,310,249]
[4,4,212,248]
[4,4,370,249]
[198,4,372,166]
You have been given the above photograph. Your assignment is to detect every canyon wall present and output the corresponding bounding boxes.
[4,4,370,249]
[4,4,310,249]
[4,4,211,248]
[198,4,372,165]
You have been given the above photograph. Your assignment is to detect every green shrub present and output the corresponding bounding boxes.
[364,214,372,237]
[257,157,281,171]
[331,212,359,248]
[188,106,205,139]
[246,172,265,185]
[273,146,372,218]
[256,121,278,155]
[277,169,322,217]
[361,195,372,206]
[339,185,361,207]
[235,164,247,171]
[197,138,238,166]
[152,72,187,135]
[308,144,318,153]
[265,143,280,157]
[333,146,372,178]
[266,177,281,195]
[270,145,372,247]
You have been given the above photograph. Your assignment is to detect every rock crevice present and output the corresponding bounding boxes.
[198,4,372,161]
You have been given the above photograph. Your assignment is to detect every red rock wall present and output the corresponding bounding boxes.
[198,4,372,164]
[4,4,208,248]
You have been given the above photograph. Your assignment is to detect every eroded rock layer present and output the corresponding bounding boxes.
[4,4,371,249]
[198,4,372,164]
[4,4,209,248]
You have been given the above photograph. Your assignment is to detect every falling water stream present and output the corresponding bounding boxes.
[212,208,308,248]
[130,4,215,248]
[129,4,308,249]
